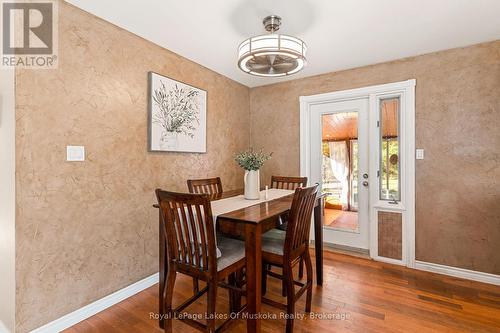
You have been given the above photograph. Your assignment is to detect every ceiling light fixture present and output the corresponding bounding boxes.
[237,15,307,77]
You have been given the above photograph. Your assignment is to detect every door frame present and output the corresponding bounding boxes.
[299,79,416,267]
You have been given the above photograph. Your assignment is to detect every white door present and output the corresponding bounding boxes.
[309,98,370,250]
[301,80,416,265]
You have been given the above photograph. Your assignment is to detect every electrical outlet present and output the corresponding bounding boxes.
[416,148,424,160]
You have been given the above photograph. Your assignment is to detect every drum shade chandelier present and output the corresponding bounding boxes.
[237,15,307,77]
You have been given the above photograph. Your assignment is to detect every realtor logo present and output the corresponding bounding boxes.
[1,0,58,68]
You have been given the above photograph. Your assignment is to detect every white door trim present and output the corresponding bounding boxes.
[300,79,416,267]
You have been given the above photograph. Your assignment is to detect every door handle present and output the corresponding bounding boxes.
[362,181,369,187]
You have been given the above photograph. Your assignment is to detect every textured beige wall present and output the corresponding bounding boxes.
[14,1,500,330]
[15,2,249,332]
[250,41,500,275]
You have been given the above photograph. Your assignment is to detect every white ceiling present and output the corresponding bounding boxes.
[66,0,500,88]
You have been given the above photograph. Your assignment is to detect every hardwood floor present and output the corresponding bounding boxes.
[64,251,500,332]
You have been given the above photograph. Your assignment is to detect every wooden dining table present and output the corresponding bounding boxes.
[154,189,324,333]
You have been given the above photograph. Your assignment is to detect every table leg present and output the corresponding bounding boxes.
[245,223,262,333]
[313,197,324,286]
[159,210,166,329]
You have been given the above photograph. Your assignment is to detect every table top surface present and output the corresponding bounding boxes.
[214,189,294,224]
[154,188,323,225]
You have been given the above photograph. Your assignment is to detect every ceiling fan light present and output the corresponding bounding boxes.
[237,16,307,77]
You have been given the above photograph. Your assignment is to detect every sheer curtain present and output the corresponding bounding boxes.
[328,141,349,210]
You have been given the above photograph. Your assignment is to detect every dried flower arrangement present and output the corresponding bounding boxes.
[235,148,272,171]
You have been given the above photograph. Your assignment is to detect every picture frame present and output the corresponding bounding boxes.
[148,71,207,153]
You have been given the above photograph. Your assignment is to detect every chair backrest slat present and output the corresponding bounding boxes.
[172,202,188,262]
[179,204,190,262]
[270,176,307,191]
[284,184,319,257]
[156,189,217,273]
[187,177,223,195]
[195,204,209,269]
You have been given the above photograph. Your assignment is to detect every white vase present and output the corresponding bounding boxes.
[244,170,260,200]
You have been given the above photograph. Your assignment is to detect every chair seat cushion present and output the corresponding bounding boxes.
[217,236,246,271]
[262,229,285,255]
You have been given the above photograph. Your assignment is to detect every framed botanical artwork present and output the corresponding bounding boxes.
[148,72,207,153]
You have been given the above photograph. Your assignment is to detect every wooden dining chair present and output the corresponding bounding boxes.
[187,177,223,195]
[270,175,308,191]
[261,184,319,333]
[186,177,223,293]
[155,189,246,333]
[270,176,308,231]
[270,175,308,283]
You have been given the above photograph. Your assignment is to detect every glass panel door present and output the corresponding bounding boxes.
[321,112,359,233]
[309,98,370,250]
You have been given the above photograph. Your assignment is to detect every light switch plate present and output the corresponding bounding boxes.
[416,148,424,160]
[66,146,85,161]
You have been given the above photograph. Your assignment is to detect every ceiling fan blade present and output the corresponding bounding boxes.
[249,63,271,70]
[272,62,293,69]
[268,55,277,66]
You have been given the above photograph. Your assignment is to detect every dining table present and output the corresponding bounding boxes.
[154,188,324,333]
